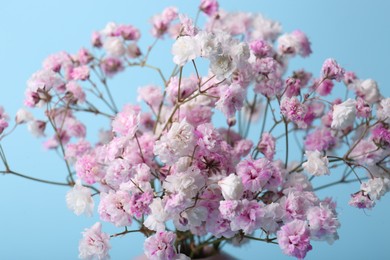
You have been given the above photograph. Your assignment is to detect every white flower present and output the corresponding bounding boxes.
[154,119,195,164]
[331,98,356,129]
[361,177,390,201]
[302,150,330,176]
[66,180,94,217]
[15,108,34,124]
[172,36,200,66]
[103,37,126,57]
[163,166,205,198]
[218,173,244,200]
[377,97,390,123]
[356,79,381,104]
[144,198,169,232]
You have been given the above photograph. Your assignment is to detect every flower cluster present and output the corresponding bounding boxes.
[1,1,389,259]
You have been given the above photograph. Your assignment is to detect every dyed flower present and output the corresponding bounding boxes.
[277,219,312,259]
[144,231,178,260]
[79,222,110,260]
[321,58,345,81]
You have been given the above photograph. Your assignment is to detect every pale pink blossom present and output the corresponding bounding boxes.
[307,203,340,244]
[70,65,90,81]
[79,222,111,260]
[349,191,375,209]
[98,190,132,227]
[304,128,336,151]
[112,104,140,137]
[144,231,178,260]
[321,58,345,81]
[15,108,34,124]
[257,132,276,160]
[199,0,219,16]
[277,219,312,259]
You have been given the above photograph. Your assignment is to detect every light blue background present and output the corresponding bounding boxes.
[1,1,389,259]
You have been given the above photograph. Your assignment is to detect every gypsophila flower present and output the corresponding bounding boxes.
[303,150,330,176]
[277,219,312,259]
[144,231,178,260]
[321,58,345,81]
[172,35,200,66]
[218,173,244,200]
[66,179,94,217]
[79,222,110,260]
[331,98,356,130]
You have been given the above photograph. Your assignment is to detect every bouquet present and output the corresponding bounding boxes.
[1,1,389,259]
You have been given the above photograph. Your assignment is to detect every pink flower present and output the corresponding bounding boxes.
[230,199,264,234]
[144,231,178,260]
[66,81,86,104]
[321,58,345,81]
[137,85,163,111]
[280,97,308,128]
[98,190,132,227]
[215,84,246,118]
[79,222,111,260]
[115,24,140,41]
[307,203,340,244]
[236,158,282,192]
[250,39,273,58]
[277,30,311,57]
[70,65,90,81]
[199,0,219,16]
[100,57,124,77]
[304,128,336,151]
[355,97,371,118]
[349,191,375,209]
[75,153,104,184]
[112,104,141,137]
[277,219,312,259]
[257,132,276,160]
[315,78,334,96]
[77,48,93,65]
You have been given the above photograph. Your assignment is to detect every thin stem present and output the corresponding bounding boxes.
[1,169,70,186]
[283,117,289,169]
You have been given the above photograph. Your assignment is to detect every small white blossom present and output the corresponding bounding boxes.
[377,97,390,123]
[144,198,169,232]
[356,79,381,104]
[172,36,200,66]
[103,37,126,57]
[331,98,356,129]
[361,177,390,201]
[218,173,244,200]
[66,180,94,217]
[303,150,330,176]
[15,108,34,124]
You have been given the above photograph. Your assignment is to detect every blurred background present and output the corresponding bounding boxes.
[0,0,389,259]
